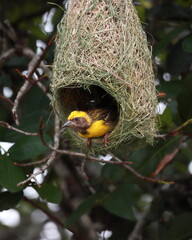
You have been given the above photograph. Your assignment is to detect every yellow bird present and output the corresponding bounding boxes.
[63,109,117,147]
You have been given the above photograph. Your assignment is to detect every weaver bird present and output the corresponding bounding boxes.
[63,109,117,147]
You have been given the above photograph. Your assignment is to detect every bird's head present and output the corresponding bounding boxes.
[63,111,91,132]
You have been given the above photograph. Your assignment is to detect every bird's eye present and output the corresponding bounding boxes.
[73,117,79,121]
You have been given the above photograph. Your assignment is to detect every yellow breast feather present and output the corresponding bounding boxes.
[78,120,110,138]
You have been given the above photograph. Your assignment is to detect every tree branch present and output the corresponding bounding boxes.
[13,156,49,167]
[110,153,174,184]
[0,48,17,67]
[0,94,14,106]
[17,115,60,187]
[0,121,38,136]
[23,196,64,228]
[156,118,192,139]
[127,207,150,240]
[12,36,54,125]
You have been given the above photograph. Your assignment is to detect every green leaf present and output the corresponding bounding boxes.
[0,191,23,211]
[0,108,8,139]
[20,85,50,115]
[175,0,192,7]
[131,137,181,176]
[166,40,192,75]
[161,212,192,240]
[153,26,185,56]
[158,106,175,130]
[65,193,104,227]
[103,183,140,221]
[29,25,48,41]
[0,156,25,192]
[101,165,126,182]
[182,35,192,53]
[181,139,192,160]
[51,8,64,32]
[178,74,192,124]
[9,135,50,161]
[157,81,181,99]
[153,2,190,20]
[34,184,62,204]
[7,56,29,68]
[0,74,11,86]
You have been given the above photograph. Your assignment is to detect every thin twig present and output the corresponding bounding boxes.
[0,20,18,42]
[0,48,17,67]
[12,81,31,125]
[28,35,55,79]
[15,69,35,84]
[23,196,81,239]
[0,95,14,106]
[23,196,64,228]
[127,207,150,240]
[110,153,174,184]
[156,118,192,139]
[12,36,55,125]
[43,129,133,165]
[16,69,52,100]
[17,115,61,187]
[13,156,49,167]
[169,118,192,136]
[41,131,133,165]
[58,149,132,165]
[76,158,96,194]
[0,121,38,136]
[17,151,56,188]
[22,47,50,76]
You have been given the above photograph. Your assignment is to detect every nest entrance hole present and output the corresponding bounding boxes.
[57,85,119,122]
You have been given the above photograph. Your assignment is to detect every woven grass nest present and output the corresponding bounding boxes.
[51,0,157,152]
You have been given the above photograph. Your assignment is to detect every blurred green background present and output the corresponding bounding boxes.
[0,0,192,239]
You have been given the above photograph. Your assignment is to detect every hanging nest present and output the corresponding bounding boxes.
[51,0,157,151]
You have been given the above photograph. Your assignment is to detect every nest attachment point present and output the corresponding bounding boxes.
[51,0,158,151]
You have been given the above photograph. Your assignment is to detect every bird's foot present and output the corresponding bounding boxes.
[102,133,110,147]
[86,138,92,147]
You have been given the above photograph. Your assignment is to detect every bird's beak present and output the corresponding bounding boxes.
[62,120,74,127]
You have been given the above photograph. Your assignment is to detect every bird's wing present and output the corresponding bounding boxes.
[88,109,116,124]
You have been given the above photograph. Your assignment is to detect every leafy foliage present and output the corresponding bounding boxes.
[34,184,62,204]
[0,0,192,239]
[0,155,25,192]
[0,191,23,211]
